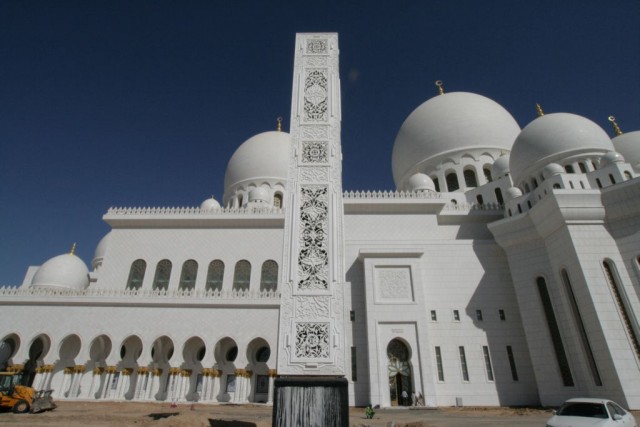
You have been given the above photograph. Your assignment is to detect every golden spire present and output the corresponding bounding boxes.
[70,243,77,255]
[435,80,444,95]
[276,116,282,132]
[608,115,623,136]
[535,103,544,117]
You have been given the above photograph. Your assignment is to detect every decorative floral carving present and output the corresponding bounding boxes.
[306,39,328,54]
[305,57,328,67]
[296,296,330,319]
[376,267,413,301]
[295,322,329,358]
[298,186,329,290]
[302,141,328,163]
[304,70,328,122]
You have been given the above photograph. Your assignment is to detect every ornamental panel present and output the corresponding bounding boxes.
[374,266,414,303]
[302,141,328,163]
[299,167,329,183]
[296,296,330,319]
[298,186,329,290]
[295,322,330,358]
[305,39,328,54]
[303,70,328,122]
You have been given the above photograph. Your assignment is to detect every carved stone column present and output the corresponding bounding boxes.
[267,369,277,404]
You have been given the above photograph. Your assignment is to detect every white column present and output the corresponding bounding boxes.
[210,372,221,402]
[267,370,276,404]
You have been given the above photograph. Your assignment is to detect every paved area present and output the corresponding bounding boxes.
[0,401,559,426]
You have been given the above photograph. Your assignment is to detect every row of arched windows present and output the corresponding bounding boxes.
[432,165,493,193]
[535,259,640,388]
[125,259,279,292]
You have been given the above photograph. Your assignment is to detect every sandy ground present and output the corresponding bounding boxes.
[0,400,558,427]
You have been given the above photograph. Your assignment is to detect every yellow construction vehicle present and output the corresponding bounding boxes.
[0,372,56,413]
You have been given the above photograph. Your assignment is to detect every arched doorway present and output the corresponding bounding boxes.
[387,339,412,406]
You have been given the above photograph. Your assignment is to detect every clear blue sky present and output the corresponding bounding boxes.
[1,0,639,285]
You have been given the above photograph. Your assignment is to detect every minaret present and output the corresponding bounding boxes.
[277,33,346,377]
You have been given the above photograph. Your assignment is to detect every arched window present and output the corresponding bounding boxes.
[233,260,251,291]
[536,277,574,386]
[273,193,283,208]
[579,163,587,173]
[494,188,504,205]
[237,194,243,208]
[126,260,146,290]
[596,178,602,188]
[463,168,477,188]
[152,260,172,291]
[553,183,561,189]
[561,269,602,386]
[609,174,616,184]
[476,195,484,205]
[260,260,278,292]
[532,178,538,189]
[524,183,530,193]
[624,171,632,180]
[179,260,198,291]
[433,177,440,192]
[565,165,575,173]
[602,261,640,360]
[206,260,224,291]
[445,172,459,192]
[483,168,492,182]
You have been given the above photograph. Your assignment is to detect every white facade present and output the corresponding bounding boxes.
[2,33,640,409]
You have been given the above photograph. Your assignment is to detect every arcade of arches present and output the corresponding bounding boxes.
[0,333,277,404]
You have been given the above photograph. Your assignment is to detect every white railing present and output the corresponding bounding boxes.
[0,286,281,300]
[343,190,442,199]
[105,206,283,215]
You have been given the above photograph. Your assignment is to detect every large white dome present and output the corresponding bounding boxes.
[31,253,90,290]
[92,232,111,270]
[223,131,290,203]
[510,113,614,186]
[392,92,521,187]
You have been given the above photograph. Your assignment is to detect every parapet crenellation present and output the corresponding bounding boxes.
[105,206,284,215]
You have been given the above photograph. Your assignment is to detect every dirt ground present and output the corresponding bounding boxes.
[0,400,556,427]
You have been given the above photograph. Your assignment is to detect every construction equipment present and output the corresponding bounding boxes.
[0,372,56,413]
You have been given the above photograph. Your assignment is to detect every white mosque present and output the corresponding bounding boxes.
[1,33,639,410]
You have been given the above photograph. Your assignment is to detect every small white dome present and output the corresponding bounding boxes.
[392,92,520,187]
[612,131,640,170]
[542,163,565,179]
[200,197,221,211]
[224,131,290,203]
[407,173,435,192]
[505,187,523,200]
[249,187,270,203]
[92,232,111,270]
[600,151,625,166]
[491,155,510,179]
[31,253,90,290]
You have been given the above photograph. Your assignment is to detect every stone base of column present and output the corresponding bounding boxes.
[272,376,348,427]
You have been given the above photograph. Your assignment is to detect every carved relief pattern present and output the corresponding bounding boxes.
[296,296,330,319]
[302,141,328,163]
[301,126,329,140]
[377,268,413,300]
[303,70,328,122]
[298,186,329,290]
[305,57,328,67]
[306,39,328,54]
[295,322,329,358]
[299,167,329,183]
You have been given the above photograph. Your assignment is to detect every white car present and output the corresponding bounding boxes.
[546,398,637,427]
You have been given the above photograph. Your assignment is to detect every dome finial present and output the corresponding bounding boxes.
[608,115,623,136]
[435,80,444,95]
[70,242,77,255]
[276,116,282,132]
[535,103,544,117]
